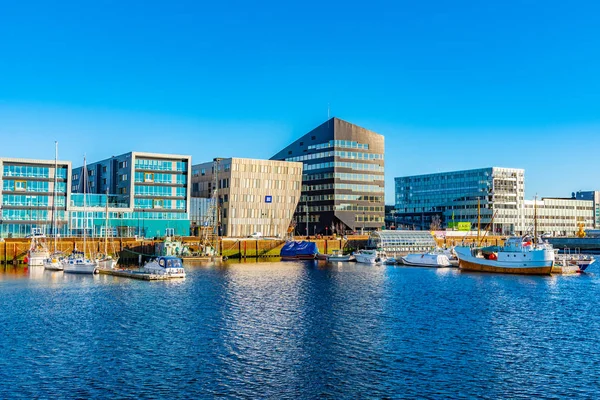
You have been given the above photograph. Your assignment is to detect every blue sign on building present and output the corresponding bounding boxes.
[265,195,272,203]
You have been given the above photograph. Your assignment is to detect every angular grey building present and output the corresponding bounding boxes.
[271,118,385,236]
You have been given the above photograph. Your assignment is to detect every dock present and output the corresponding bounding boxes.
[97,268,185,280]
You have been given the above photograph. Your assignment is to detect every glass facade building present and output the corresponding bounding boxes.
[575,191,600,229]
[0,157,71,238]
[71,152,192,238]
[271,118,385,235]
[395,167,525,234]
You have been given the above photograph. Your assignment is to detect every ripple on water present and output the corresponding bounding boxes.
[1,262,600,398]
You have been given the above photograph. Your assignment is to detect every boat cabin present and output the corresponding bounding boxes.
[157,256,183,269]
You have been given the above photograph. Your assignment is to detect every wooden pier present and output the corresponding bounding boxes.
[97,268,185,280]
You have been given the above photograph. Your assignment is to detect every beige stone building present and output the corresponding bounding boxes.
[191,158,303,237]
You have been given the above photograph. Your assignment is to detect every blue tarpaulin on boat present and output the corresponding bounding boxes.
[280,241,318,258]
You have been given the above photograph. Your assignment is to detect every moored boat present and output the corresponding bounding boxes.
[354,249,387,264]
[280,241,318,260]
[401,253,451,267]
[326,250,355,262]
[62,250,98,274]
[27,231,50,267]
[142,256,186,278]
[455,236,554,275]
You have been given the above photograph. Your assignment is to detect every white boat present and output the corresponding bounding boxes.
[142,256,186,278]
[454,236,554,275]
[354,249,387,264]
[27,230,50,267]
[44,141,64,271]
[63,155,97,275]
[326,250,355,262]
[63,251,98,274]
[401,253,452,267]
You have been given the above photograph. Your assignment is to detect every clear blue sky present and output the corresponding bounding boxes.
[1,1,599,204]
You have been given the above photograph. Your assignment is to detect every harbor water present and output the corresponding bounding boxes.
[1,260,599,398]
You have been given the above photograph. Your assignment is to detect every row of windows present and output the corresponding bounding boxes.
[2,195,66,208]
[134,186,186,197]
[308,140,369,151]
[3,165,68,179]
[229,208,293,219]
[305,162,384,172]
[299,194,383,203]
[302,172,383,182]
[231,163,299,175]
[336,204,384,212]
[286,150,383,163]
[228,194,296,204]
[70,211,188,221]
[135,159,187,172]
[134,199,186,210]
[355,215,384,222]
[134,172,187,184]
[3,180,66,193]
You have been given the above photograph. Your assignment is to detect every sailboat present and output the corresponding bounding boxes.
[63,156,98,274]
[44,141,64,271]
[96,190,119,269]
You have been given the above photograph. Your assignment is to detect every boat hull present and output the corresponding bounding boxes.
[326,255,355,262]
[401,253,451,268]
[28,253,49,267]
[458,258,552,275]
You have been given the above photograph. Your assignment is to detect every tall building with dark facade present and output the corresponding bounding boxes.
[271,118,385,235]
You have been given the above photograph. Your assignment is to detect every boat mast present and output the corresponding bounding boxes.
[534,195,537,244]
[52,141,58,252]
[83,156,87,256]
[477,197,481,241]
[104,189,109,255]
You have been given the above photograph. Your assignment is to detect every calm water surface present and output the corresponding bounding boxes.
[1,260,600,398]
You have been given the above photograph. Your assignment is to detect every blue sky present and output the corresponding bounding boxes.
[1,0,599,204]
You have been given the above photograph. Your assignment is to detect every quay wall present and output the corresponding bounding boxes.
[0,235,506,265]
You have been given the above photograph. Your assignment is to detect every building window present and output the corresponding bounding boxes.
[144,172,154,182]
[119,161,128,169]
[153,199,164,208]
[15,180,26,191]
[102,166,107,173]
[201,168,206,176]
[119,174,128,182]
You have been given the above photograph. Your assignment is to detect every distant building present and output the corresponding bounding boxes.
[191,158,303,237]
[72,152,192,238]
[395,167,524,234]
[523,197,594,236]
[574,191,600,229]
[0,157,71,238]
[271,117,385,236]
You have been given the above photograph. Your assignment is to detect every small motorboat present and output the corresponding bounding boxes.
[326,250,355,262]
[142,256,186,278]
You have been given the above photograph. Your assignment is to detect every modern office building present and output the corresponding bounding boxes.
[191,157,303,237]
[523,197,594,236]
[574,191,600,228]
[271,117,385,235]
[72,152,192,238]
[0,157,71,238]
[395,167,525,234]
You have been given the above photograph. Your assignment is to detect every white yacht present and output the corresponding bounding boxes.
[142,256,186,278]
[401,253,452,267]
[62,250,98,274]
[354,249,387,264]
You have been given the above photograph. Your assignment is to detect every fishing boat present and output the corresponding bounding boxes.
[27,230,50,267]
[44,141,64,271]
[142,256,186,278]
[63,156,98,274]
[326,249,355,262]
[401,253,451,267]
[354,249,387,264]
[454,236,554,275]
